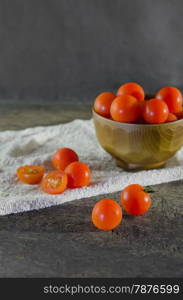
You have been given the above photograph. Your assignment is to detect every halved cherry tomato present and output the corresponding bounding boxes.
[110,95,140,123]
[94,92,116,118]
[166,113,177,123]
[156,86,183,113]
[121,184,151,216]
[143,98,169,124]
[65,161,91,188]
[52,148,79,171]
[16,165,45,184]
[41,171,68,194]
[117,82,145,102]
[92,199,122,230]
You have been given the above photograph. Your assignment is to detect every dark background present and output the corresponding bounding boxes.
[0,0,183,103]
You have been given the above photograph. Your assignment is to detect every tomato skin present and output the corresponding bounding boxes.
[16,165,45,184]
[117,82,145,102]
[175,110,183,120]
[156,86,183,113]
[92,199,122,230]
[121,184,151,216]
[166,113,177,123]
[41,171,68,194]
[143,98,169,124]
[52,148,79,171]
[110,95,140,123]
[94,92,116,118]
[65,162,91,188]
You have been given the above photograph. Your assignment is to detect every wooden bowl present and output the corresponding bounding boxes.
[93,109,183,170]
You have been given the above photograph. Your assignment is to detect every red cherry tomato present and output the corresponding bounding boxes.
[175,110,183,120]
[92,199,122,230]
[121,184,151,216]
[166,113,177,123]
[156,86,183,113]
[52,148,79,171]
[16,165,45,184]
[41,171,68,194]
[94,92,116,118]
[117,82,145,102]
[65,162,91,188]
[110,95,140,123]
[143,98,169,124]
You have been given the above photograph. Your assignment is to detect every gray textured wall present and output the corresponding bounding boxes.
[0,0,183,102]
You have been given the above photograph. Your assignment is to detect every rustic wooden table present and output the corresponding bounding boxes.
[0,100,182,277]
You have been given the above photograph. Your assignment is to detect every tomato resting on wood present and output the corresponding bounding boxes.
[65,161,91,188]
[92,199,122,230]
[156,86,183,113]
[41,171,68,194]
[16,165,45,184]
[94,92,116,118]
[117,82,145,102]
[143,98,169,124]
[110,95,140,123]
[52,148,79,171]
[121,184,151,216]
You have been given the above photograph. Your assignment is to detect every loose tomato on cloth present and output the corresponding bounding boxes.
[143,98,169,124]
[92,199,122,230]
[65,161,91,188]
[41,171,68,194]
[52,148,79,171]
[110,95,140,123]
[94,92,116,118]
[117,82,145,102]
[121,184,151,216]
[156,86,183,113]
[16,165,45,184]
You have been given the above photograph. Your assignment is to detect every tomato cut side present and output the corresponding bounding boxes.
[41,171,68,194]
[16,165,45,184]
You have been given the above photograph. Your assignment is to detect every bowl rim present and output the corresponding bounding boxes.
[92,108,183,128]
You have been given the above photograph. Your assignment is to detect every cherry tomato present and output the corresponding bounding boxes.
[110,95,140,123]
[92,199,122,230]
[121,184,151,216]
[156,86,183,113]
[117,82,145,102]
[65,162,91,188]
[16,165,45,184]
[94,92,116,118]
[166,113,177,123]
[143,98,169,124]
[175,110,183,120]
[52,148,79,171]
[41,171,68,194]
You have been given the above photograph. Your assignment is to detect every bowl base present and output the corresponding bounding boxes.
[116,159,166,171]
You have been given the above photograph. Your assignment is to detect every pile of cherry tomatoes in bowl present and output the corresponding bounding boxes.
[94,82,183,124]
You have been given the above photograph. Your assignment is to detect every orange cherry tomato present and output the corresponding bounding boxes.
[65,162,91,188]
[110,95,140,123]
[94,92,116,118]
[41,171,68,194]
[143,98,169,124]
[117,82,145,102]
[156,86,183,113]
[166,113,177,123]
[16,165,45,184]
[92,199,122,230]
[121,184,151,216]
[52,148,79,171]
